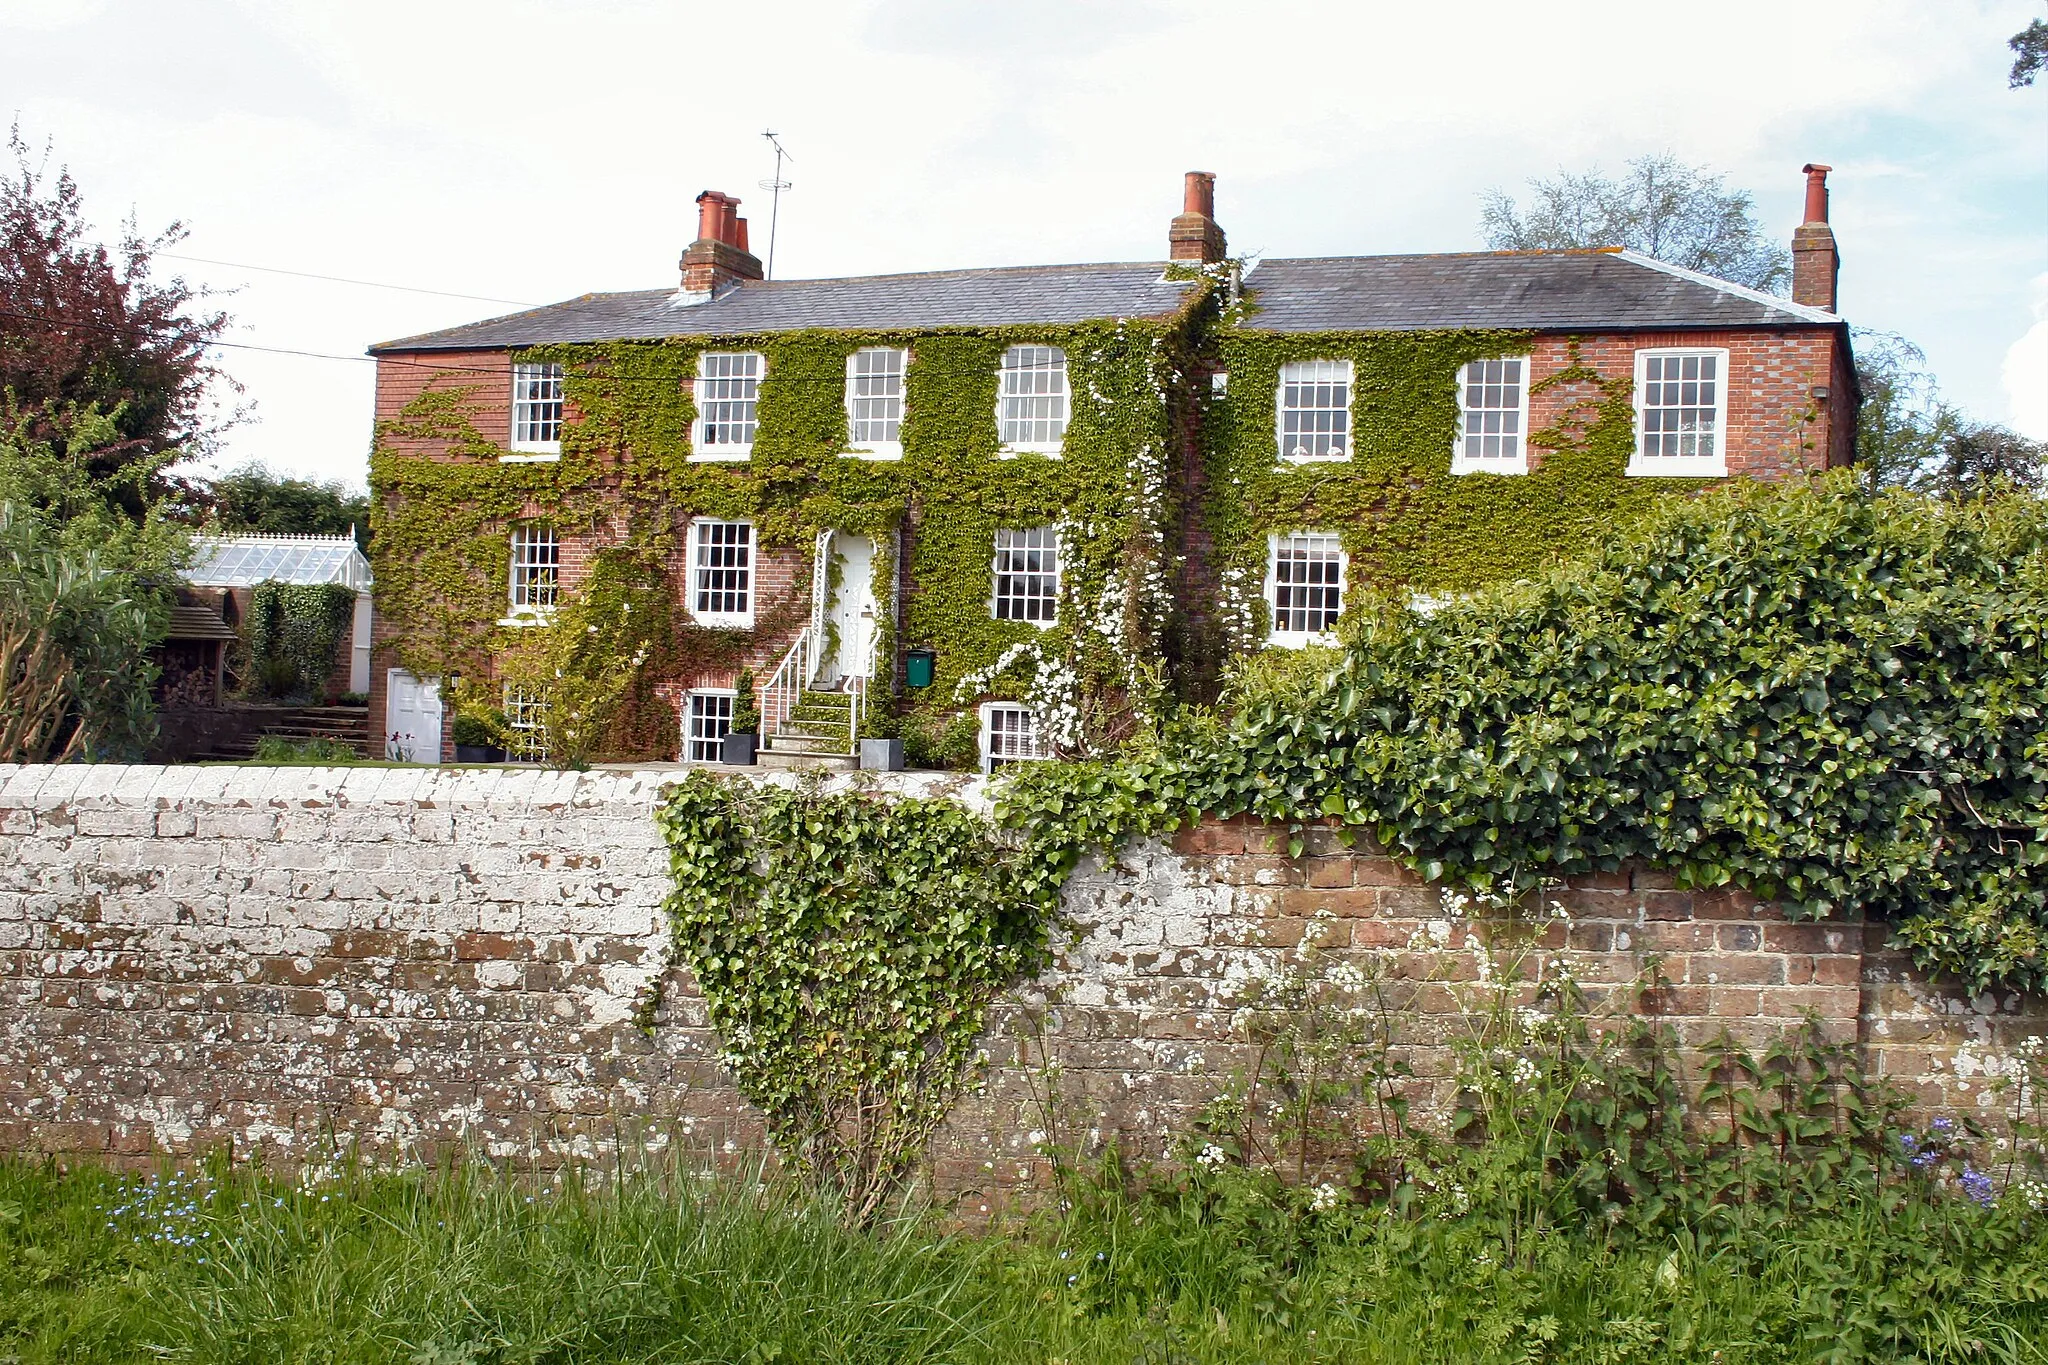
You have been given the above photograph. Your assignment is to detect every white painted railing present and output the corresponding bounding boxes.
[759,626,814,747]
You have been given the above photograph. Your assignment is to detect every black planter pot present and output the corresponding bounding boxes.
[721,732,759,766]
[454,744,507,763]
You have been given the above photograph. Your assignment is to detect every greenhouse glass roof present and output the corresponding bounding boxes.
[187,534,372,591]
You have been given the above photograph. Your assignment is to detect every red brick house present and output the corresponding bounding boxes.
[364,167,1852,767]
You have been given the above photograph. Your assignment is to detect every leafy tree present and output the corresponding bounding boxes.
[1480,154,1790,292]
[0,409,185,761]
[1855,330,2045,498]
[2013,10,2046,86]
[1,124,233,511]
[203,463,370,549]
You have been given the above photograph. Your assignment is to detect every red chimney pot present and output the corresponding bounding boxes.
[1801,164,1832,225]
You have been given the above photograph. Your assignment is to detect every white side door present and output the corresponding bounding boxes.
[349,593,373,695]
[385,669,442,764]
[824,533,878,684]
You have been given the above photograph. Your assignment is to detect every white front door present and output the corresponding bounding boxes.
[821,534,878,685]
[386,669,443,764]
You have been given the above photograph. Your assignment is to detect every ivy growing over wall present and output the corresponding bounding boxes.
[244,581,356,699]
[370,308,1196,760]
[1190,327,1697,674]
[655,772,1070,1221]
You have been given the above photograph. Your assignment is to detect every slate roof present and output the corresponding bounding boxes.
[371,262,1199,352]
[188,534,373,591]
[1235,250,1840,333]
[370,247,1839,354]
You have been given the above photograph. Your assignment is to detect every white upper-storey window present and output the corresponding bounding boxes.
[1631,348,1729,476]
[693,351,764,459]
[1452,358,1529,474]
[1266,532,1346,646]
[1277,360,1353,461]
[510,363,564,456]
[980,702,1048,771]
[990,527,1059,625]
[689,519,753,627]
[845,347,906,458]
[997,345,1068,452]
[507,522,559,617]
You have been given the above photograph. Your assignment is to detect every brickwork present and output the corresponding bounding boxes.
[1,767,2039,1195]
[367,350,812,761]
[1521,329,1850,477]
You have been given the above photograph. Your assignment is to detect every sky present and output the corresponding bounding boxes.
[4,0,2044,492]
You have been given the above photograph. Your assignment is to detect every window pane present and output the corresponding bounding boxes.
[697,352,763,449]
[509,523,560,610]
[1456,358,1523,464]
[686,692,734,761]
[1277,361,1352,459]
[1637,352,1720,463]
[512,363,564,446]
[998,346,1068,446]
[1271,533,1344,635]
[693,521,753,617]
[991,527,1060,623]
[848,347,905,444]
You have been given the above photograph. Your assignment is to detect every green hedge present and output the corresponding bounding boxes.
[1006,476,2048,994]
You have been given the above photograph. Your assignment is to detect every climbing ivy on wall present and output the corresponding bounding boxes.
[370,309,1195,760]
[244,581,356,699]
[655,772,1070,1222]
[1191,324,1708,675]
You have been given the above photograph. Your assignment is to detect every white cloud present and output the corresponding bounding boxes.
[2,0,2042,488]
[2004,274,2048,441]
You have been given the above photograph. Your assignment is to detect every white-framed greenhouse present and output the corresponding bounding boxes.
[186,533,375,695]
[187,533,372,593]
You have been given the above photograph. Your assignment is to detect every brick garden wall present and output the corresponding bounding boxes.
[1,765,2037,1201]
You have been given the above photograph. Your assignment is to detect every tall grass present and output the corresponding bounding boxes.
[2,1152,2043,1364]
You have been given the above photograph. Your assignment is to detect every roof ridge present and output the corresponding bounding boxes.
[1609,249,1840,324]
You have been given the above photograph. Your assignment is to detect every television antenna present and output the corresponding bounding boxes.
[758,131,794,280]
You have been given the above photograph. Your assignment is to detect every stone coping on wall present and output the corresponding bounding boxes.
[0,762,2041,1187]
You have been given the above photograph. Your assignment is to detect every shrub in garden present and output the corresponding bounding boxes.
[1108,475,2048,992]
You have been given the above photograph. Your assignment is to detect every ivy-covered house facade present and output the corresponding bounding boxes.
[365,168,1853,768]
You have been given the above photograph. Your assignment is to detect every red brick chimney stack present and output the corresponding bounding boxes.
[1169,171,1227,264]
[680,190,764,296]
[1790,164,1839,313]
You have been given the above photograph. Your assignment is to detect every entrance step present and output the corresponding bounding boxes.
[756,750,857,773]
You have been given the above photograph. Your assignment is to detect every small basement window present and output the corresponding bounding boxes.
[684,690,735,762]
[980,703,1048,772]
[502,685,549,762]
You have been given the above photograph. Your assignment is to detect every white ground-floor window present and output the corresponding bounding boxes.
[685,690,735,762]
[980,702,1049,772]
[502,684,549,762]
[1266,532,1347,646]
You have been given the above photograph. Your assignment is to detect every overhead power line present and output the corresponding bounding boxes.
[158,252,540,307]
